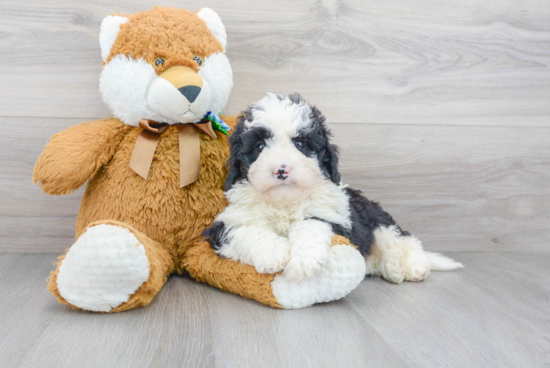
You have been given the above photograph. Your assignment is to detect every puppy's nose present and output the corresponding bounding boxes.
[274,164,289,180]
[178,85,201,103]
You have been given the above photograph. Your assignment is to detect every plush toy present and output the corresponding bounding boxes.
[33,7,366,312]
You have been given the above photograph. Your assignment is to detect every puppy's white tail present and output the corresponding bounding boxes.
[426,252,464,271]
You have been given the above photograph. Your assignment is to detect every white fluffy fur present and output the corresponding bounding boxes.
[426,251,464,271]
[197,52,233,115]
[217,225,291,274]
[284,219,332,280]
[197,8,227,50]
[56,224,150,312]
[220,180,351,233]
[245,92,312,133]
[100,55,173,127]
[217,180,352,279]
[99,15,128,61]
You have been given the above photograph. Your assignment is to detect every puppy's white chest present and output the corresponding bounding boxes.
[267,211,301,237]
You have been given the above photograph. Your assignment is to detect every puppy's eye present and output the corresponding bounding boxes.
[294,139,305,149]
[193,56,203,67]
[256,142,265,152]
[154,57,165,67]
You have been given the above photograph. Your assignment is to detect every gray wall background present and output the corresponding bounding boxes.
[1,0,549,252]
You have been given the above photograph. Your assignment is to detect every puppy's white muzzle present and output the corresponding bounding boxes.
[147,66,213,124]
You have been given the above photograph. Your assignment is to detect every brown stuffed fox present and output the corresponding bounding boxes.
[33,7,365,312]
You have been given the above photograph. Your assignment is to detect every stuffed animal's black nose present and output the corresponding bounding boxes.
[178,85,201,103]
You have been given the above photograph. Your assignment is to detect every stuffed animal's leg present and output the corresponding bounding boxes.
[183,235,365,309]
[183,240,282,308]
[48,220,173,312]
[365,225,463,283]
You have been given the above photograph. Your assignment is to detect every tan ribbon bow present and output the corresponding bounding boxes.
[129,119,217,188]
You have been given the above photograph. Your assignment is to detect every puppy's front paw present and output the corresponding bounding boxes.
[283,248,329,280]
[254,247,290,274]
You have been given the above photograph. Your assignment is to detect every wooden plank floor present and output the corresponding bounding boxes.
[1,252,548,368]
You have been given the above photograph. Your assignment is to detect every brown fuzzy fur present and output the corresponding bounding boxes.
[184,241,282,308]
[36,7,357,312]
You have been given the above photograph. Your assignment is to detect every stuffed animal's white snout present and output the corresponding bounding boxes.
[147,66,213,124]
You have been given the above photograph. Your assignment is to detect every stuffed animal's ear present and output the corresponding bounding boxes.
[323,143,341,184]
[99,15,129,61]
[197,8,227,50]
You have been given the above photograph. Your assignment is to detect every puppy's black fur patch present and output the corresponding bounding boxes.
[203,221,227,251]
[311,188,409,257]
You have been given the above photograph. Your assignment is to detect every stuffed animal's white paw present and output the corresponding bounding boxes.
[271,244,366,309]
[56,224,150,312]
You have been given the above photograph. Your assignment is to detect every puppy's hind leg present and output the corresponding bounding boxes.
[367,226,463,283]
[365,226,406,283]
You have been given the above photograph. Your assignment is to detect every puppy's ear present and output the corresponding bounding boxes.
[224,151,242,191]
[323,143,341,184]
[310,104,341,184]
[224,117,246,191]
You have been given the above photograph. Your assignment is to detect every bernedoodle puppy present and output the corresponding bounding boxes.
[204,93,463,283]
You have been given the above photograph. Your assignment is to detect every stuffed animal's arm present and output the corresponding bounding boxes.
[33,119,127,195]
[216,225,291,274]
[184,234,366,309]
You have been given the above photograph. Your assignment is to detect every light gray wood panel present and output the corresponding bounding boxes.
[0,0,549,126]
[333,123,550,252]
[1,252,549,368]
[2,116,548,252]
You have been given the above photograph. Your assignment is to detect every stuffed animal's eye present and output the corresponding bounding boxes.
[294,139,305,148]
[193,56,203,67]
[256,142,265,152]
[154,57,165,67]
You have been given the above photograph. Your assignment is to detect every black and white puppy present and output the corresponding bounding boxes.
[205,93,462,283]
